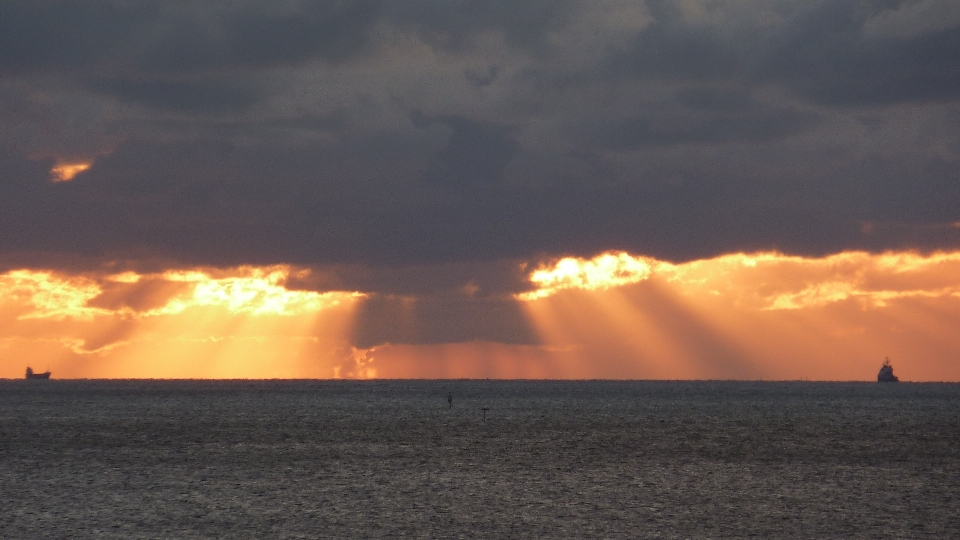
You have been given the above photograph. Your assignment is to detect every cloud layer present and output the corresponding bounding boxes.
[4,251,960,380]
[1,0,959,298]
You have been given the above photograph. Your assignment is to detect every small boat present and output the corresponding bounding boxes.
[25,367,51,380]
[877,358,898,383]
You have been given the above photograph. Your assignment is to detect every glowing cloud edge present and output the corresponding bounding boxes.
[518,250,960,309]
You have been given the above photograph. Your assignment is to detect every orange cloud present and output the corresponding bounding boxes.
[50,161,92,182]
[519,252,655,299]
[1,270,107,321]
[0,266,363,379]
[3,251,959,381]
[519,251,960,381]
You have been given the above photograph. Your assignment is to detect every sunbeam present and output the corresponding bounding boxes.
[0,267,363,378]
[518,251,960,381]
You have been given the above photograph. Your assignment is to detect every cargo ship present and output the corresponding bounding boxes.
[25,367,51,380]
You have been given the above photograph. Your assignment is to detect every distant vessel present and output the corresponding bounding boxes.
[25,367,51,380]
[877,358,898,383]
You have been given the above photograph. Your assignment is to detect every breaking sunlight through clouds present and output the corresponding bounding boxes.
[519,252,655,300]
[0,267,363,379]
[518,251,960,381]
[2,251,960,381]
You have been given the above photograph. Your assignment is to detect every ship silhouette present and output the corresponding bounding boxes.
[25,367,51,380]
[877,358,898,383]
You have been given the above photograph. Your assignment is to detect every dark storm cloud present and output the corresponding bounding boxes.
[6,134,949,274]
[595,108,816,150]
[603,1,739,81]
[2,0,960,308]
[675,87,754,112]
[464,65,500,88]
[352,294,538,348]
[0,1,152,75]
[385,0,573,53]
[286,258,533,299]
[417,115,519,189]
[0,0,382,122]
[93,78,262,114]
[602,0,960,105]
[86,277,192,312]
[757,1,960,105]
[0,0,382,75]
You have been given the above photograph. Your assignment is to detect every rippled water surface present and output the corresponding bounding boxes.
[2,380,959,538]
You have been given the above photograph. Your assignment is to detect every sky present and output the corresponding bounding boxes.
[2,0,960,380]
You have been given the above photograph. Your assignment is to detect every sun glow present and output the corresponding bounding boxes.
[3,250,960,380]
[520,252,655,299]
[0,266,364,379]
[158,267,351,316]
[518,251,960,381]
[1,270,106,321]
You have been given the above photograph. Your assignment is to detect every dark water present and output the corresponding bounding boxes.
[2,380,959,538]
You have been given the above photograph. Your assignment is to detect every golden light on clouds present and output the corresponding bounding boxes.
[520,252,655,299]
[0,266,363,379]
[2,270,106,321]
[50,161,92,182]
[159,267,349,316]
[2,251,960,380]
[518,251,960,381]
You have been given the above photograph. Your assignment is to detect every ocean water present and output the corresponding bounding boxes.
[1,380,958,539]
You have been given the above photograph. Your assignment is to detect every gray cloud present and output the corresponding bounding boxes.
[757,1,960,105]
[93,78,262,114]
[862,0,960,41]
[0,1,382,76]
[1,0,959,315]
[352,293,538,347]
[385,0,574,53]
[595,108,817,150]
[417,114,519,189]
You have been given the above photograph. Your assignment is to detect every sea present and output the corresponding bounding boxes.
[1,380,958,539]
